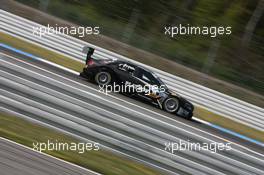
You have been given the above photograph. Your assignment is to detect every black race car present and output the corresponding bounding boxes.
[80,47,194,119]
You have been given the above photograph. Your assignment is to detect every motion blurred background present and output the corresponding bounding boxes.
[4,0,264,106]
[1,2,264,174]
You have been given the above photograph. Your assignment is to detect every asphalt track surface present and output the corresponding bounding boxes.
[0,49,264,175]
[0,137,100,175]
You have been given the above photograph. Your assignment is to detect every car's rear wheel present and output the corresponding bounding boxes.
[95,71,112,86]
[163,97,179,113]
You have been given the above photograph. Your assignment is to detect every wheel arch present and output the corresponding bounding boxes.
[95,66,120,83]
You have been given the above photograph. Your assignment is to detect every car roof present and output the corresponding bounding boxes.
[114,60,155,74]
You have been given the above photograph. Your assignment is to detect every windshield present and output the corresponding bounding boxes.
[152,72,168,89]
[134,67,168,89]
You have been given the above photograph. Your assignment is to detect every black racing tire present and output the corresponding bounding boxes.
[95,71,112,86]
[163,97,179,113]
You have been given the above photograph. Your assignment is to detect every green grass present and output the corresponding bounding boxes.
[0,112,163,175]
[194,107,264,143]
[0,33,83,72]
[1,31,263,143]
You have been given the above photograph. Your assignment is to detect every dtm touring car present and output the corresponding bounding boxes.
[80,47,194,119]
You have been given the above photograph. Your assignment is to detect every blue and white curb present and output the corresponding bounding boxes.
[0,43,79,75]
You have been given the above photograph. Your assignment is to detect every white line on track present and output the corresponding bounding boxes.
[0,137,102,175]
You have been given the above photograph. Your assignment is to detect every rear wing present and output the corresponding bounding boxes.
[82,46,95,64]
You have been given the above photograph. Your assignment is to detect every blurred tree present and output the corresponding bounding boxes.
[14,0,264,94]
[39,0,49,11]
[242,0,264,47]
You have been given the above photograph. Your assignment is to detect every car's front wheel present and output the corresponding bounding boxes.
[163,97,179,113]
[95,71,112,86]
